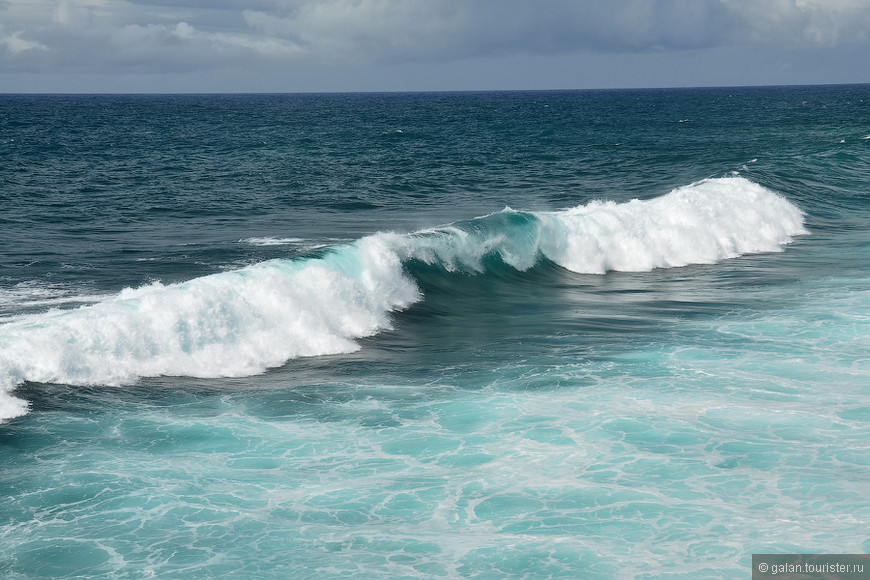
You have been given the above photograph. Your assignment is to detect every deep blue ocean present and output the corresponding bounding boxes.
[1,86,869,578]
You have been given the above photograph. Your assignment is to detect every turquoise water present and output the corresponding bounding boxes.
[1,87,869,578]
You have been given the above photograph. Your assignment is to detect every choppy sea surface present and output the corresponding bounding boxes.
[1,87,868,578]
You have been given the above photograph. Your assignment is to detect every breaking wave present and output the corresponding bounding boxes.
[0,177,807,421]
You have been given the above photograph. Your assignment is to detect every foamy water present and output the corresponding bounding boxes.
[2,89,868,579]
[0,178,806,421]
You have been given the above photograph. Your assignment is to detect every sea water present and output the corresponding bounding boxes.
[1,87,868,578]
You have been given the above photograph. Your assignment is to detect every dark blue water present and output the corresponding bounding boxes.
[1,87,869,578]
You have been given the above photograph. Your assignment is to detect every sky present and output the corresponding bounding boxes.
[1,0,869,93]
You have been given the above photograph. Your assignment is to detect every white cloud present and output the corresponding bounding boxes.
[165,20,301,56]
[0,0,303,73]
[0,0,868,88]
[0,27,48,55]
[52,0,111,26]
[722,0,870,46]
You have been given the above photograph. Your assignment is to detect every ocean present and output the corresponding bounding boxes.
[1,86,868,578]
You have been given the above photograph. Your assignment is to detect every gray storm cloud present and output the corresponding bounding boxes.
[3,0,870,70]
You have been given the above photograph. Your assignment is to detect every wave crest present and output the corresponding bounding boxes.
[0,177,807,421]
[390,177,807,274]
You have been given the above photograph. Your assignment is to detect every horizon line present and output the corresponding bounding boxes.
[1,81,868,97]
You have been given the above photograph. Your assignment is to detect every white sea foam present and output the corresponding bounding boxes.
[0,282,108,320]
[0,283,100,308]
[0,237,420,421]
[239,236,305,246]
[392,176,808,275]
[0,177,807,421]
[539,177,808,274]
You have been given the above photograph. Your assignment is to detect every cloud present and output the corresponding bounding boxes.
[722,0,870,46]
[1,0,869,82]
[0,0,303,73]
[239,1,735,61]
[239,0,870,62]
[0,27,48,55]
